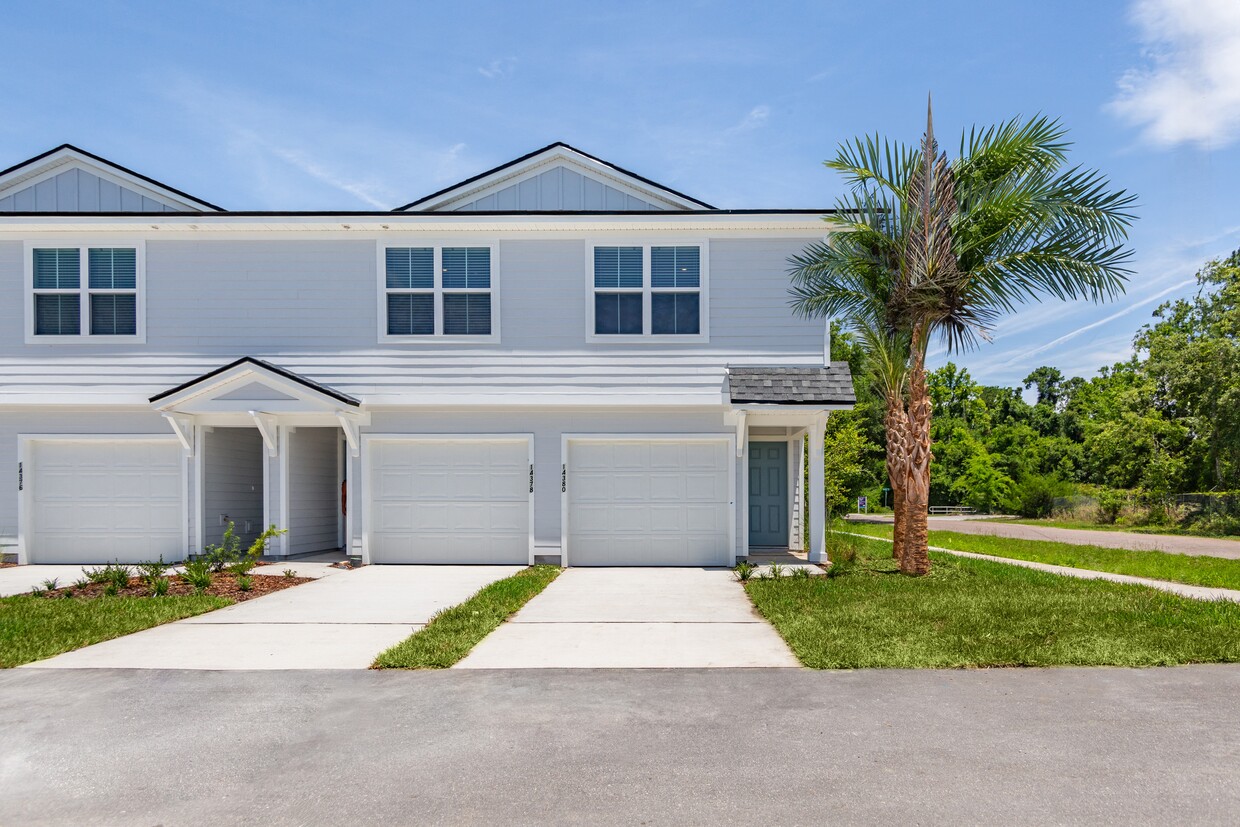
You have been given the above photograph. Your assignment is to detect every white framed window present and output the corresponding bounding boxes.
[586,241,708,341]
[379,243,498,342]
[25,242,145,343]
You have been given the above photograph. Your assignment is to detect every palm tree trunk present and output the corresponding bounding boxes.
[884,394,907,564]
[900,334,933,576]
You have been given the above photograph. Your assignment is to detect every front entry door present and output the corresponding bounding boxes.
[748,442,789,547]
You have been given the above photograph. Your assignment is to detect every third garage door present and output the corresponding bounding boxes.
[367,437,531,564]
[565,437,733,566]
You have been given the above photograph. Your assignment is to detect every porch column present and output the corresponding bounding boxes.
[807,414,827,563]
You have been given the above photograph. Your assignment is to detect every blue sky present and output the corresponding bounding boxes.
[4,0,1238,389]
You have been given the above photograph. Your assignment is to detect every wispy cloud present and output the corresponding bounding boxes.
[986,277,1195,372]
[258,138,391,208]
[725,105,771,135]
[1109,0,1240,147]
[478,58,517,79]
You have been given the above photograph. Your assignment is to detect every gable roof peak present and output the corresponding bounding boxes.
[396,141,714,212]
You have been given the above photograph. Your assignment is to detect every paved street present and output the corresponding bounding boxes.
[1,665,1237,825]
[849,515,1240,559]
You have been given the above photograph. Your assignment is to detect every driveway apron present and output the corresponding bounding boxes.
[457,567,799,668]
[22,565,522,670]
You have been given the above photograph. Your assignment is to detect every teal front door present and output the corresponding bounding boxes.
[748,442,789,547]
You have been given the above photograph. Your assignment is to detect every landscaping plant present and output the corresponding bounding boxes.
[734,561,756,582]
[180,559,213,592]
[791,104,1135,573]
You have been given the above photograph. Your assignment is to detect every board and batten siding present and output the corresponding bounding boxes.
[202,427,264,549]
[287,427,340,555]
[0,168,178,213]
[446,165,666,212]
[0,236,826,404]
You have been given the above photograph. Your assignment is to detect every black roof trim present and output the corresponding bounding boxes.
[149,356,360,406]
[0,143,224,211]
[394,141,717,211]
[1,208,839,218]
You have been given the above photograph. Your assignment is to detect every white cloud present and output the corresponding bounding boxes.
[1109,0,1240,147]
[725,105,770,135]
[478,59,517,79]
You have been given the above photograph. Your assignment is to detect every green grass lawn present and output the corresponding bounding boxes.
[373,565,561,669]
[747,535,1240,668]
[0,593,231,668]
[842,521,1240,591]
[997,517,1240,540]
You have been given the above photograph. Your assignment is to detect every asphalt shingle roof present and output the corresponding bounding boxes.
[727,363,856,405]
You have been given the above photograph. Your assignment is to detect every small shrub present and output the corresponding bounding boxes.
[83,566,110,584]
[237,575,253,592]
[29,585,43,597]
[202,522,243,572]
[1096,488,1126,524]
[790,566,812,580]
[766,562,785,580]
[181,558,213,592]
[734,561,756,582]
[93,562,132,591]
[150,577,170,597]
[137,557,168,586]
[282,568,297,579]
[73,577,90,590]
[41,577,59,591]
[103,583,119,597]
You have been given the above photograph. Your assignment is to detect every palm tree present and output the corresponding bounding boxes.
[791,101,1136,574]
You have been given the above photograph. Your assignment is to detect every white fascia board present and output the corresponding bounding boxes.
[151,363,353,413]
[0,212,837,236]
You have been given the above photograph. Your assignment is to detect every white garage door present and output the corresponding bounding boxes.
[566,438,733,566]
[367,437,531,564]
[26,439,184,565]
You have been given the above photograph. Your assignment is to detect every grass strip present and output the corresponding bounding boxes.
[0,594,231,668]
[842,521,1240,592]
[373,565,561,669]
[747,535,1240,669]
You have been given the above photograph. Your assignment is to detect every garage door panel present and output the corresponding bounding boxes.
[567,438,731,567]
[28,439,184,565]
[368,438,530,565]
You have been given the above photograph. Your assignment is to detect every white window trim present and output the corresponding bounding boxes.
[376,240,500,344]
[584,239,710,343]
[23,240,147,344]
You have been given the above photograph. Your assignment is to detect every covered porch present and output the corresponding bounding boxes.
[150,357,368,559]
[727,364,856,566]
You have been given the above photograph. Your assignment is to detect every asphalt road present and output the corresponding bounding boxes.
[848,515,1240,559]
[2,666,1238,825]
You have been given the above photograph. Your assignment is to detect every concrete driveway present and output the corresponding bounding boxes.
[23,565,523,670]
[457,567,799,668]
[0,564,103,597]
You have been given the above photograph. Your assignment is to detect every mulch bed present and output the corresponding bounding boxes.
[37,571,314,601]
[0,562,16,569]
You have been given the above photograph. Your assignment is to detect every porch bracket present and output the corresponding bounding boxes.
[248,411,279,457]
[336,411,361,458]
[734,411,748,458]
[162,413,195,456]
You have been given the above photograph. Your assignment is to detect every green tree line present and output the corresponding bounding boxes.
[823,251,1240,535]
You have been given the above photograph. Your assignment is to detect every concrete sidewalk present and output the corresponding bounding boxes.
[848,514,1240,559]
[457,567,799,668]
[23,565,522,670]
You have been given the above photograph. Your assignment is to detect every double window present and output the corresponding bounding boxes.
[383,245,495,340]
[591,243,705,338]
[28,245,142,341]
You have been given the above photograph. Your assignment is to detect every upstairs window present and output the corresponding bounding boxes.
[590,243,706,338]
[28,245,142,341]
[382,245,496,340]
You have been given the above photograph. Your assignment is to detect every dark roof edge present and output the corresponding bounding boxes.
[730,397,856,406]
[0,144,225,211]
[394,141,716,211]
[2,208,840,218]
[148,356,360,406]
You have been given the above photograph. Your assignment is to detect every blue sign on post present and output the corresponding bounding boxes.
[857,495,868,512]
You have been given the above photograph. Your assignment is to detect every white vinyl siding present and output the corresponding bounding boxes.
[380,244,497,342]
[588,241,708,341]
[26,242,144,343]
